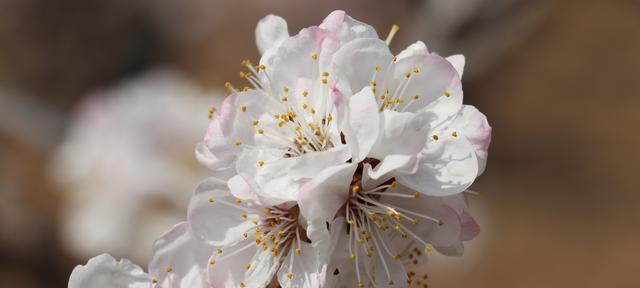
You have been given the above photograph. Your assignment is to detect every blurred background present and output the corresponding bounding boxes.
[1,0,639,287]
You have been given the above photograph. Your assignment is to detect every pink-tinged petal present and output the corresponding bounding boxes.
[148,222,211,288]
[69,254,152,288]
[399,135,479,196]
[207,238,279,288]
[396,41,429,59]
[256,14,289,55]
[446,54,465,78]
[188,178,256,246]
[344,87,380,162]
[298,163,357,242]
[319,10,379,43]
[369,110,429,159]
[451,105,492,175]
[331,38,393,97]
[460,210,480,241]
[198,90,279,171]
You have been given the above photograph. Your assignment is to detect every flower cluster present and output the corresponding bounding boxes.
[69,10,491,288]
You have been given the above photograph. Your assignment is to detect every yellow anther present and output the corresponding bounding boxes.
[310,108,316,114]
[444,91,451,97]
[252,219,259,225]
[278,121,285,127]
[347,220,355,225]
[414,192,420,198]
[295,126,301,131]
[165,267,173,273]
[240,282,246,288]
[241,105,247,112]
[405,72,411,78]
[380,95,386,100]
[239,71,247,78]
[311,53,318,60]
[252,120,259,126]
[265,208,272,215]
[236,198,242,204]
[208,197,215,203]
[351,185,361,193]
[254,65,261,71]
[452,131,458,137]
[303,103,308,109]
[322,78,328,84]
[295,247,301,254]
[245,263,251,270]
[372,87,377,93]
[390,181,397,188]
[327,114,333,122]
[426,245,433,253]
[371,80,377,86]
[302,91,309,97]
[241,212,248,219]
[350,253,356,260]
[258,160,265,167]
[283,87,289,93]
[259,65,266,70]
[287,273,294,280]
[217,248,223,254]
[235,140,242,146]
[358,281,365,288]
[281,96,288,102]
[388,280,395,286]
[413,95,420,100]
[243,86,249,91]
[152,278,158,284]
[437,220,444,226]
[224,82,232,89]
[413,67,420,73]
[322,71,329,77]
[432,135,439,141]
[393,56,398,62]
[412,219,420,225]
[243,232,248,238]
[208,106,217,119]
[375,66,381,72]
[258,129,264,134]
[241,60,251,66]
[209,259,216,265]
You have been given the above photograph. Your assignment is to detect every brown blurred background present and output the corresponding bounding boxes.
[1,0,639,287]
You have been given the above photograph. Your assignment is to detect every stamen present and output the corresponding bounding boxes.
[385,24,400,46]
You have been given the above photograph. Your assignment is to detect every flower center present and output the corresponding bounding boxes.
[340,160,443,287]
[208,199,308,281]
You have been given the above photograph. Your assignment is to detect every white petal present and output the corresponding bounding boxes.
[345,87,380,162]
[188,178,256,246]
[361,231,408,287]
[277,226,333,288]
[148,222,211,288]
[369,110,429,159]
[256,15,289,55]
[396,41,429,60]
[260,27,331,96]
[362,154,419,190]
[450,105,492,175]
[298,163,357,242]
[331,38,392,96]
[387,54,457,113]
[446,54,465,78]
[69,254,151,288]
[208,239,279,288]
[399,135,479,196]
